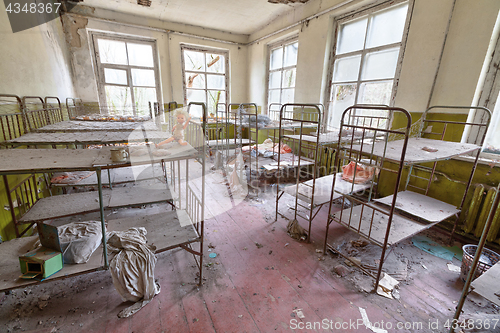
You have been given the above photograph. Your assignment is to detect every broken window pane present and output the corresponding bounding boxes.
[206,54,224,73]
[98,39,128,65]
[127,43,154,67]
[184,50,205,71]
[104,68,128,85]
[284,42,298,67]
[366,3,408,48]
[328,84,357,129]
[105,86,133,115]
[207,74,225,90]
[358,81,392,105]
[270,47,283,70]
[361,48,399,80]
[337,18,367,55]
[333,55,361,82]
[131,69,156,87]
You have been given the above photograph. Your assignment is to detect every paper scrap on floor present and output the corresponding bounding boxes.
[376,273,399,299]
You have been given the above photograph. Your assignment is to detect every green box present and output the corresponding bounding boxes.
[19,247,63,280]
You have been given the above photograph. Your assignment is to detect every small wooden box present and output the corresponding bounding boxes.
[19,247,63,279]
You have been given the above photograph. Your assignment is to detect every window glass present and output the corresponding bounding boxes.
[98,39,128,65]
[333,55,361,82]
[206,54,225,73]
[337,18,368,54]
[267,39,299,108]
[104,68,127,85]
[182,47,228,115]
[366,4,408,48]
[270,47,283,70]
[131,69,156,87]
[361,48,400,80]
[184,50,206,71]
[326,2,408,129]
[127,43,154,67]
[284,42,298,67]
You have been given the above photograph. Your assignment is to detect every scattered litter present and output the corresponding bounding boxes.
[351,239,369,247]
[392,289,400,300]
[269,250,273,255]
[334,265,351,277]
[421,263,428,270]
[284,243,289,247]
[376,273,399,299]
[255,243,263,249]
[238,315,243,318]
[293,308,305,319]
[315,249,323,253]
[359,307,387,333]
[286,219,307,240]
[421,146,438,152]
[447,263,461,273]
[209,253,217,258]
[345,257,361,267]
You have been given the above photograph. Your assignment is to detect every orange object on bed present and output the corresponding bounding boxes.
[341,161,375,184]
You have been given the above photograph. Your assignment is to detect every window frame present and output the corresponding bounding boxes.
[323,0,412,130]
[180,44,229,117]
[90,32,162,116]
[470,28,500,160]
[266,36,299,113]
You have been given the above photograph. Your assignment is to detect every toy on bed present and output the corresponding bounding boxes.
[156,108,191,148]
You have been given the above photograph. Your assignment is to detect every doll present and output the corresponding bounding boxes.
[156,109,191,147]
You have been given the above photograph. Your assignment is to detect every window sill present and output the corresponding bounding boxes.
[453,154,500,167]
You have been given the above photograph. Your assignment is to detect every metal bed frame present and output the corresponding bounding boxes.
[274,104,322,242]
[323,104,491,291]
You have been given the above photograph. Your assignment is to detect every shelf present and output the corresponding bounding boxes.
[331,204,440,247]
[349,137,481,165]
[374,190,460,222]
[471,262,500,306]
[0,209,197,292]
[19,190,112,223]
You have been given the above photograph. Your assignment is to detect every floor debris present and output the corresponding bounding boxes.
[358,307,387,333]
[376,273,399,299]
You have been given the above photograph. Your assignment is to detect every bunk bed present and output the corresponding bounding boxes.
[323,105,491,290]
[274,104,322,241]
[0,99,207,292]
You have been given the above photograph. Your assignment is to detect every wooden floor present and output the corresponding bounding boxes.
[0,161,498,333]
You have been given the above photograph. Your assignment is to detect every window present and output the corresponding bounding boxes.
[92,33,161,116]
[473,15,500,159]
[181,45,229,118]
[267,38,299,109]
[325,1,410,130]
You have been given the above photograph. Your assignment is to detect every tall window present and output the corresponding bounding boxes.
[326,1,410,130]
[92,33,161,116]
[181,45,229,118]
[267,38,299,109]
[474,22,500,158]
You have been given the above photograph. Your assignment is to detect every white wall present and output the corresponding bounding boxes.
[0,2,75,100]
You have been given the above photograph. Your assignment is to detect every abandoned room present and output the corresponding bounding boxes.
[1,0,500,332]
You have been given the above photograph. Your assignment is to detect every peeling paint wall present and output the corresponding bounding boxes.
[0,2,75,99]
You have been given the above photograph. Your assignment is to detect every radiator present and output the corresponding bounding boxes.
[463,185,500,242]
